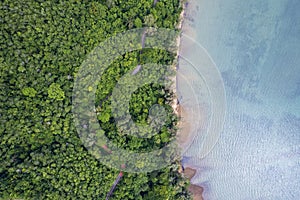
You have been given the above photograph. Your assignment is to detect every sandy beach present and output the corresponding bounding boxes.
[173,1,205,199]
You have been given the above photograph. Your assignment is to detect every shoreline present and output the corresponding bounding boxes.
[173,1,204,200]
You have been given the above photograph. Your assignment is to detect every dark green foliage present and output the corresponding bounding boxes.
[0,0,190,199]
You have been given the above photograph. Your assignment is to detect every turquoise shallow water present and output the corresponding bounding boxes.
[180,0,300,199]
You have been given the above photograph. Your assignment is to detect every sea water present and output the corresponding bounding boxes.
[180,0,300,199]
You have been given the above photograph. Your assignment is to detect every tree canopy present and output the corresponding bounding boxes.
[0,0,191,199]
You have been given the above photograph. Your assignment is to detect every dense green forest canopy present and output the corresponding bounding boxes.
[0,0,191,199]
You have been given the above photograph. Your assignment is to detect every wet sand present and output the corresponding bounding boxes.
[176,103,204,200]
[176,104,192,146]
[174,1,205,199]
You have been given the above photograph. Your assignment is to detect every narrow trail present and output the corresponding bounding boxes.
[132,30,147,75]
[105,172,124,200]
[106,2,160,199]
[103,144,126,200]
[105,30,146,200]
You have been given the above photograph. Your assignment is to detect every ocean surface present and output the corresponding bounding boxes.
[179,0,300,199]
